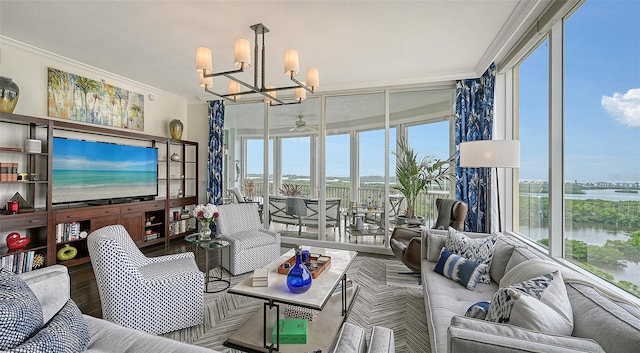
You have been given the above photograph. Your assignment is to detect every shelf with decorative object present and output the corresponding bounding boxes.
[1,112,200,268]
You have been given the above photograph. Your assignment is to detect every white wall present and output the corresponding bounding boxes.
[0,38,187,138]
[0,38,197,245]
[186,103,208,203]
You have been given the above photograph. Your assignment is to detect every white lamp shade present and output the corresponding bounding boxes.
[234,39,251,68]
[264,85,276,104]
[229,81,240,100]
[295,83,307,101]
[199,75,213,88]
[459,140,520,168]
[306,68,319,90]
[284,49,300,76]
[196,47,213,73]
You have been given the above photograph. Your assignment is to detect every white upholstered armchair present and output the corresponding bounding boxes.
[217,203,281,275]
[87,225,204,335]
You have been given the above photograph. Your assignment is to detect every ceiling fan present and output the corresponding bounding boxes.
[289,115,318,132]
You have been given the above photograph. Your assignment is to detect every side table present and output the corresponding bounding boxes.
[185,233,231,293]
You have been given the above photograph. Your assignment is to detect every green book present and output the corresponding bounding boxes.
[272,319,307,344]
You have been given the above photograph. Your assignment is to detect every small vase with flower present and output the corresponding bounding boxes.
[192,203,219,240]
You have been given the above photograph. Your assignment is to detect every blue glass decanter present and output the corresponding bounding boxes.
[286,245,312,294]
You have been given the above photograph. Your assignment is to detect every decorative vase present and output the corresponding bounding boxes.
[0,76,19,113]
[170,153,181,162]
[57,244,77,261]
[200,220,212,240]
[286,246,312,294]
[6,232,30,250]
[169,119,183,140]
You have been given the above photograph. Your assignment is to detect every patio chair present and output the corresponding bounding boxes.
[87,225,204,334]
[217,203,281,275]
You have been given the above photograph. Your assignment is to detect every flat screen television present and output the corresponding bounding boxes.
[52,137,158,204]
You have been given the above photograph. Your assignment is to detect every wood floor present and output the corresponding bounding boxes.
[69,238,198,319]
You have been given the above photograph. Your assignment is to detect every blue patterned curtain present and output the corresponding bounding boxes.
[455,63,496,233]
[207,100,224,205]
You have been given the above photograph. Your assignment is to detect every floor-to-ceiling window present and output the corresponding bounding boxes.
[510,0,640,299]
[515,39,549,246]
[563,0,640,296]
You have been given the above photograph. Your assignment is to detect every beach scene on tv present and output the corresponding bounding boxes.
[52,137,158,204]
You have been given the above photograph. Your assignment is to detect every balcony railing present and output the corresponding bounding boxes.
[251,181,448,226]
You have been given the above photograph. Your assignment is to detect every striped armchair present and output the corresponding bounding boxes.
[217,203,281,275]
[87,225,204,334]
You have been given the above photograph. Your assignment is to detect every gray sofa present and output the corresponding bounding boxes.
[420,228,640,353]
[12,265,394,352]
[16,265,216,352]
[268,195,341,232]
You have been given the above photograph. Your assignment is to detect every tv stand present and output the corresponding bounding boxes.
[87,200,110,206]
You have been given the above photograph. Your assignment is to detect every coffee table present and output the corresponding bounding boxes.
[226,246,358,353]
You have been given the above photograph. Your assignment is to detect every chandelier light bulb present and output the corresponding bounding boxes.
[234,39,251,68]
[229,81,241,100]
[196,47,213,73]
[199,75,213,89]
[284,49,300,77]
[265,85,276,105]
[295,83,307,101]
[306,68,319,91]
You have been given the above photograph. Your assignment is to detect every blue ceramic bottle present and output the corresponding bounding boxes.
[286,246,312,293]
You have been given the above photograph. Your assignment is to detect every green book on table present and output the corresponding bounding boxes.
[272,319,307,344]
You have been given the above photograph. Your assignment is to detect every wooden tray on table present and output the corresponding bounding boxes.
[277,254,332,279]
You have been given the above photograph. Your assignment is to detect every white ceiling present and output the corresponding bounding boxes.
[0,1,546,104]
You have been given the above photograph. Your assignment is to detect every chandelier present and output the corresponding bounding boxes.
[196,23,319,106]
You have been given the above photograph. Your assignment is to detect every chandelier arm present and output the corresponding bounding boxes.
[204,86,237,103]
[202,67,244,78]
[289,75,315,94]
[223,74,259,92]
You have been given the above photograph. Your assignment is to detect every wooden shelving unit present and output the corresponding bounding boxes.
[0,112,199,270]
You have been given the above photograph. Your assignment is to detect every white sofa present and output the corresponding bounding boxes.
[420,228,640,353]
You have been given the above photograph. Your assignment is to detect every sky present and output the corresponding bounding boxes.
[52,137,157,171]
[246,0,639,183]
[519,0,640,183]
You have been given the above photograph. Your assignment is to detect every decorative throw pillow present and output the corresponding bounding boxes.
[433,248,488,290]
[486,270,573,335]
[0,269,44,350]
[445,227,497,284]
[7,299,91,353]
[465,301,491,320]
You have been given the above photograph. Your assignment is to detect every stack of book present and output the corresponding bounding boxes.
[252,268,270,287]
[0,162,18,181]
[56,222,81,243]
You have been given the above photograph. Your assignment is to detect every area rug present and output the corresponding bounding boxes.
[385,262,422,289]
[163,256,430,353]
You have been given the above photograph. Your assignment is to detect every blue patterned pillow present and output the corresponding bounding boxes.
[433,248,488,290]
[7,300,91,353]
[465,301,491,320]
[486,270,573,335]
[0,269,44,350]
[445,227,497,284]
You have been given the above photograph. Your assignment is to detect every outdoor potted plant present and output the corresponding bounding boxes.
[393,138,454,224]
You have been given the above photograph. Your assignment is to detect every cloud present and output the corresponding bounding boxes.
[601,88,640,127]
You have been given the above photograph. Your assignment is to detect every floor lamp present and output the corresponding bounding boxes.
[459,140,520,232]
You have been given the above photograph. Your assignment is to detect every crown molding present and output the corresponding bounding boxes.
[0,36,186,103]
[474,0,551,76]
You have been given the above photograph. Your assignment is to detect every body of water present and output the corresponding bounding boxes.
[522,188,640,202]
[519,188,639,289]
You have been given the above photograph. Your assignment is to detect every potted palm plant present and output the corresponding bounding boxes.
[393,139,455,222]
